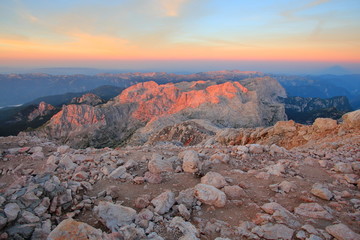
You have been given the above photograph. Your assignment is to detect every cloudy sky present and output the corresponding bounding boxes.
[1,0,359,73]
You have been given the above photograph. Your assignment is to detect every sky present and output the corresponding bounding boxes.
[1,0,360,73]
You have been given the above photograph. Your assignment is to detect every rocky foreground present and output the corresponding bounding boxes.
[0,111,359,239]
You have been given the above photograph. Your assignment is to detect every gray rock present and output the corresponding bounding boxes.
[34,197,50,216]
[109,166,127,179]
[201,172,228,189]
[59,155,77,170]
[252,223,294,240]
[4,202,20,221]
[170,217,200,240]
[261,202,301,228]
[178,204,191,220]
[325,223,360,240]
[0,215,7,230]
[248,144,264,154]
[21,210,40,223]
[194,184,227,207]
[93,201,137,232]
[151,190,175,214]
[148,153,173,174]
[176,188,196,208]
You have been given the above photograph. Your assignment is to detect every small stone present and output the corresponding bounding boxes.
[133,176,145,184]
[170,217,200,239]
[151,190,175,215]
[144,172,162,184]
[181,150,200,173]
[21,210,40,223]
[108,166,127,179]
[311,183,333,200]
[178,204,191,220]
[334,163,353,174]
[326,223,360,240]
[134,195,151,209]
[4,202,20,222]
[222,185,247,199]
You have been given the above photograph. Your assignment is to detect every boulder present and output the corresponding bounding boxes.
[109,166,127,179]
[334,162,353,174]
[310,183,333,200]
[176,188,196,208]
[194,184,227,207]
[148,153,173,174]
[294,203,332,220]
[313,118,337,131]
[222,185,247,199]
[342,110,360,129]
[201,172,228,189]
[47,218,107,240]
[151,191,175,214]
[252,223,294,240]
[93,201,137,232]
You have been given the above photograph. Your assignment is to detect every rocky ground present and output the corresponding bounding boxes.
[0,111,359,239]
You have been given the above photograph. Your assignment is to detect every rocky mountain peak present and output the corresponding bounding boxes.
[28,101,55,121]
[70,93,104,106]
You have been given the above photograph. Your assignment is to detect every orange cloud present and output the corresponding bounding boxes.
[157,0,189,17]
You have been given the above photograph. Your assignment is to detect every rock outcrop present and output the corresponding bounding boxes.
[70,93,105,106]
[36,77,287,148]
[27,102,56,121]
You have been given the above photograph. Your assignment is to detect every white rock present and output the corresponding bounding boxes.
[94,201,137,232]
[201,172,227,189]
[267,163,285,176]
[151,190,175,214]
[181,150,200,173]
[194,184,227,207]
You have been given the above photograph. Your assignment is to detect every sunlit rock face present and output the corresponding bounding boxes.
[37,77,287,148]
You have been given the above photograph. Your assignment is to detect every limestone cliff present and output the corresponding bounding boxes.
[36,77,287,148]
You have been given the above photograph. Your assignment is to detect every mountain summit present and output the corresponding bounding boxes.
[34,77,286,148]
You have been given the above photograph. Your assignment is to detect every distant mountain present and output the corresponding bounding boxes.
[280,96,352,124]
[318,65,351,75]
[0,71,263,107]
[33,77,287,148]
[0,85,124,137]
[275,74,360,109]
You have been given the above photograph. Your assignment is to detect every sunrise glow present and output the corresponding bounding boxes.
[1,0,360,68]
